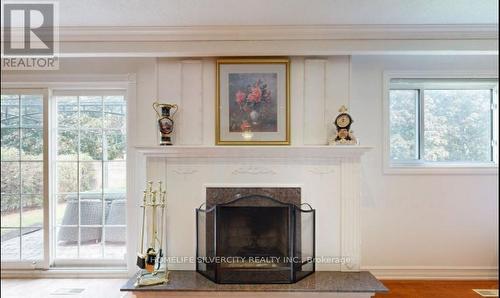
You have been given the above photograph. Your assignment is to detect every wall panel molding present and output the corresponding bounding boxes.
[303,59,327,145]
[179,60,204,145]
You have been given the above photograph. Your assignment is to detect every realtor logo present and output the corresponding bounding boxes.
[1,1,59,70]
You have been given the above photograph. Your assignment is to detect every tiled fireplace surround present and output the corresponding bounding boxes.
[129,146,371,276]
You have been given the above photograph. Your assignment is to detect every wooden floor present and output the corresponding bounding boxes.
[1,278,498,298]
[376,280,499,298]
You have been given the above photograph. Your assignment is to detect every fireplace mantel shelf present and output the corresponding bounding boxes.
[135,145,373,159]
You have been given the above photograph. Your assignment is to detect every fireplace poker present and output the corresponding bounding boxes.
[156,182,166,271]
[136,189,148,269]
[145,190,158,273]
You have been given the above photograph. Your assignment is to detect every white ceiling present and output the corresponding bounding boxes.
[41,0,499,26]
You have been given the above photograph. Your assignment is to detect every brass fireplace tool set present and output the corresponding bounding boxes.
[135,181,169,287]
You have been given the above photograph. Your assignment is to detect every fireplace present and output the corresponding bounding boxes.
[196,187,315,284]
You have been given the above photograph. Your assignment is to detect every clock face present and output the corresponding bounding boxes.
[336,114,351,128]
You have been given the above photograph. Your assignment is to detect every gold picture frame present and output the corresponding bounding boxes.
[216,57,290,145]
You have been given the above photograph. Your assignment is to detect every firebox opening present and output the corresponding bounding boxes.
[218,206,289,269]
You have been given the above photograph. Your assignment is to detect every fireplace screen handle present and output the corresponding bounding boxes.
[300,203,314,211]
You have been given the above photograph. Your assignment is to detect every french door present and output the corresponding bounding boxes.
[1,89,49,269]
[1,87,128,269]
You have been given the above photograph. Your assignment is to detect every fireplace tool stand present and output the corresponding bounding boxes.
[135,181,170,287]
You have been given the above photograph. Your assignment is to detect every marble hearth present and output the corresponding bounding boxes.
[121,270,388,298]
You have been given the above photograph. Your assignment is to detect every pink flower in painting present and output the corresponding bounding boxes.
[235,90,246,104]
[240,120,251,131]
[247,83,262,103]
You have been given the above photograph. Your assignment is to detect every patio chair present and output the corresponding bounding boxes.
[58,199,103,243]
[104,199,126,243]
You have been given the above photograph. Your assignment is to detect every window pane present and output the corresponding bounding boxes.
[21,227,43,260]
[104,96,126,129]
[80,199,103,226]
[104,197,126,226]
[1,195,20,228]
[21,128,43,160]
[389,90,418,161]
[57,162,78,193]
[1,161,20,194]
[21,195,43,227]
[59,198,78,226]
[55,195,71,226]
[104,162,126,192]
[20,95,43,127]
[21,162,43,194]
[56,226,78,258]
[1,95,20,128]
[79,227,103,258]
[57,96,78,128]
[1,228,20,260]
[57,130,78,160]
[424,90,492,162]
[1,128,19,161]
[103,227,126,259]
[80,162,102,193]
[80,96,102,128]
[104,130,126,161]
[80,130,102,160]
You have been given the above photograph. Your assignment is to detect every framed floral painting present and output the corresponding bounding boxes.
[216,57,290,145]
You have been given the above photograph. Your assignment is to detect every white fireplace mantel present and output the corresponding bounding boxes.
[134,145,373,159]
[128,145,372,275]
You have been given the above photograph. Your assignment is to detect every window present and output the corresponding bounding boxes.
[53,91,127,262]
[388,78,498,169]
[1,90,47,266]
[1,87,127,269]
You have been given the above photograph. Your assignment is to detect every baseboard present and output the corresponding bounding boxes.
[3,267,497,280]
[362,266,499,280]
[1,268,129,279]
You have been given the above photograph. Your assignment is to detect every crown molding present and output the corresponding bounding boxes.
[57,24,498,42]
[2,25,496,57]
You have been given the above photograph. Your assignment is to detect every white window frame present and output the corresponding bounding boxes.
[1,74,136,274]
[383,71,499,175]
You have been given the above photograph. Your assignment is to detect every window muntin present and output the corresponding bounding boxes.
[389,79,498,166]
[53,91,126,261]
[1,91,45,262]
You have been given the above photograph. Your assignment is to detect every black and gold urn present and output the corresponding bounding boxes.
[153,101,178,146]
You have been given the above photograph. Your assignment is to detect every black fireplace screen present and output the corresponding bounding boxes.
[196,194,315,284]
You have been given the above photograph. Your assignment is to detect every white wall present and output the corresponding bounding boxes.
[48,0,499,26]
[350,55,499,277]
[2,54,498,278]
